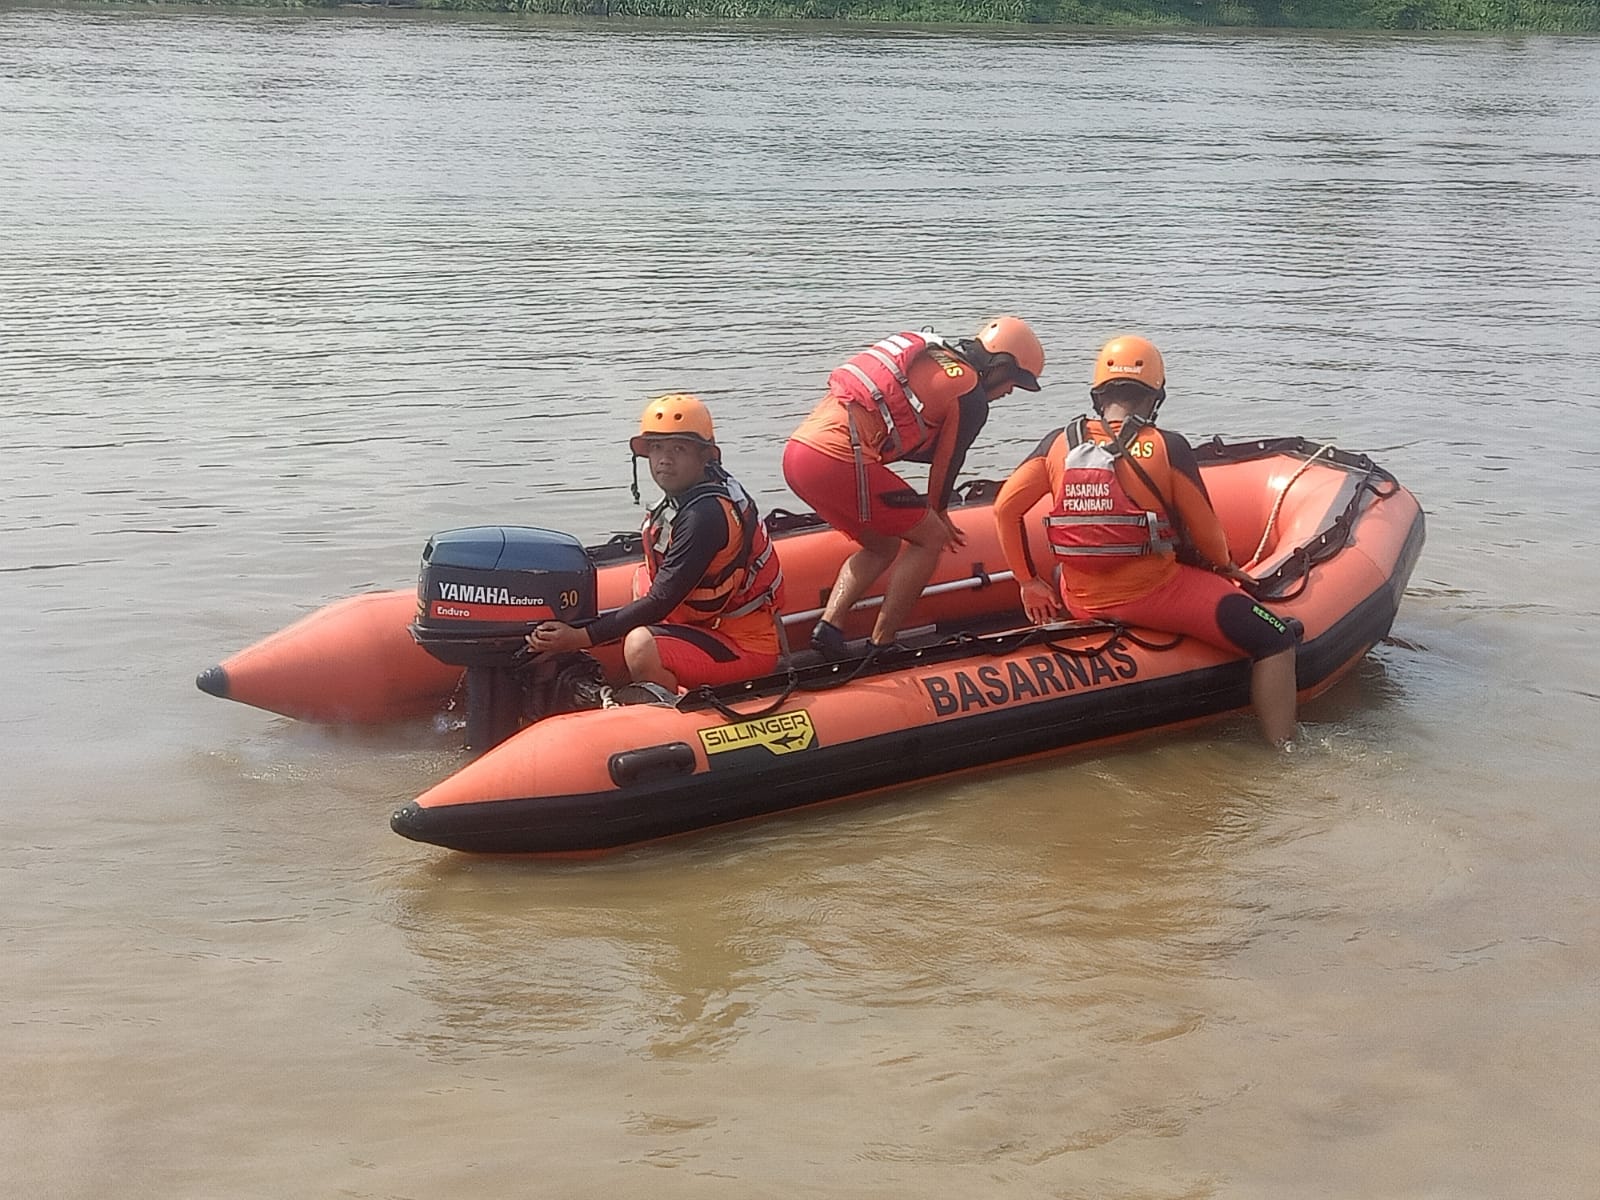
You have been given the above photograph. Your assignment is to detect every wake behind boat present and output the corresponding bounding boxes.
[197,437,1424,854]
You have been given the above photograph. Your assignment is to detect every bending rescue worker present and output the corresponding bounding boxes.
[783,316,1046,658]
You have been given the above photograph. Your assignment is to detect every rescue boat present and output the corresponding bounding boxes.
[197,437,1424,854]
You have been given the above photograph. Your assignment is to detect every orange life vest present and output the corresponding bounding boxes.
[639,469,782,627]
[1045,417,1176,572]
[827,330,948,459]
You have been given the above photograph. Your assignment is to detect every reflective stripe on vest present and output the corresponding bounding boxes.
[719,534,781,619]
[1044,418,1175,571]
[641,472,782,626]
[827,330,942,459]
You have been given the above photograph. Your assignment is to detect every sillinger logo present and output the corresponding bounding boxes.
[698,710,817,757]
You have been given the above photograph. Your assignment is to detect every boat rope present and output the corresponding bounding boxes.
[1251,456,1401,602]
[941,622,1143,659]
[684,670,800,722]
[1244,442,1337,570]
[1065,624,1183,654]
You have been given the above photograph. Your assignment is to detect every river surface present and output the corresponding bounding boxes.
[4,7,1598,1197]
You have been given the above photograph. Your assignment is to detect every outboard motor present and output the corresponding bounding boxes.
[409,526,597,752]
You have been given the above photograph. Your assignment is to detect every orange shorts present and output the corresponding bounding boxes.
[651,624,780,687]
[1072,564,1296,661]
[782,439,926,543]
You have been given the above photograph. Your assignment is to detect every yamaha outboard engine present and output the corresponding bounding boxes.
[410,526,597,752]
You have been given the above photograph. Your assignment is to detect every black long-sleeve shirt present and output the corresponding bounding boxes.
[898,389,990,509]
[583,498,731,646]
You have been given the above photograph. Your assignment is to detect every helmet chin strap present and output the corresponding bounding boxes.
[954,336,1023,392]
[629,443,723,504]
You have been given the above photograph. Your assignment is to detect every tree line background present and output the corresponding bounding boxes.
[343,0,1598,30]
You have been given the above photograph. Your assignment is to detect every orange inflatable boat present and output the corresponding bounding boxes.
[198,437,1424,854]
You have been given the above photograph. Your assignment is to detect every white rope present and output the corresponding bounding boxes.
[1245,443,1338,570]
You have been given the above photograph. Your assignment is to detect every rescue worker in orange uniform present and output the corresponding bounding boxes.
[992,335,1299,747]
[783,316,1046,657]
[527,394,783,691]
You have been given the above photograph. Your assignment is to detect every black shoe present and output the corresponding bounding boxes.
[613,682,678,706]
[810,620,848,662]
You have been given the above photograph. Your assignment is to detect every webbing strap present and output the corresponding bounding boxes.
[846,405,871,523]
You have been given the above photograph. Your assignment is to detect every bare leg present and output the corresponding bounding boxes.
[623,626,680,690]
[1250,647,1298,746]
[820,528,902,631]
[869,511,949,646]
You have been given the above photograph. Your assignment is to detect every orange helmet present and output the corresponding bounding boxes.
[1091,335,1165,393]
[629,393,719,459]
[974,315,1044,391]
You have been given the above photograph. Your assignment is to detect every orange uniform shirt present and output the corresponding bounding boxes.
[994,420,1233,611]
[789,346,980,512]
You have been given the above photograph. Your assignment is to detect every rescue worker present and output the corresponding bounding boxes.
[782,316,1046,658]
[992,335,1299,747]
[526,394,783,691]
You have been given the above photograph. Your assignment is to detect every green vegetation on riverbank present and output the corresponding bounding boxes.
[292,0,1599,31]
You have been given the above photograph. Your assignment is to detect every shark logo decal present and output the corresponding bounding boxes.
[698,710,817,761]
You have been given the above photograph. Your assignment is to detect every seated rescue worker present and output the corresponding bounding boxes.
[525,394,783,691]
[992,335,1299,748]
[782,316,1045,658]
